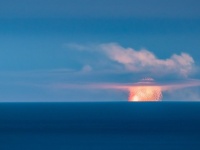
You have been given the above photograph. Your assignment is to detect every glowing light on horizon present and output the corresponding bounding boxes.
[128,78,163,102]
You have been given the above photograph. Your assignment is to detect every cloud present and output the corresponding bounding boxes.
[52,79,200,101]
[54,79,200,90]
[81,65,92,73]
[100,43,195,77]
[165,87,200,101]
[31,42,198,102]
[67,42,196,77]
[1,68,199,102]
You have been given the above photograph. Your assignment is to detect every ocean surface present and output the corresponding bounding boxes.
[0,102,200,150]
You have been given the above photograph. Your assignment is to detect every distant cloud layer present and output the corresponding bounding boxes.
[0,42,198,102]
[100,43,195,77]
[68,42,196,77]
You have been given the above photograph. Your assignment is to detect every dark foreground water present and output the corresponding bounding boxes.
[0,102,200,150]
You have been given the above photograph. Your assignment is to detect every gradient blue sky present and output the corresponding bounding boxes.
[0,0,200,101]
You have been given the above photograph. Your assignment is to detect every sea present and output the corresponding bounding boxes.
[0,102,200,150]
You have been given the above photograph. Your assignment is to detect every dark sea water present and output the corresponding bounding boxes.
[0,102,200,150]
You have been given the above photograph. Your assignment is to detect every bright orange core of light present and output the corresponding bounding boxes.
[128,86,162,102]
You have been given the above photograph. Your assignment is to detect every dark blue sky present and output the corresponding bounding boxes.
[0,0,200,18]
[0,0,200,101]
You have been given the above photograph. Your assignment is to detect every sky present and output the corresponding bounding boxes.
[0,0,200,101]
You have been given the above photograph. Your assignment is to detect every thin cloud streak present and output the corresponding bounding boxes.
[53,79,200,91]
[50,79,200,101]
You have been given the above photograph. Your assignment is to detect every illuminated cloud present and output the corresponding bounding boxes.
[63,42,200,101]
[51,78,200,101]
[67,42,196,77]
[100,43,195,77]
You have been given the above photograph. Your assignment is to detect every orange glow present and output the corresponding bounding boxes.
[128,86,162,102]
